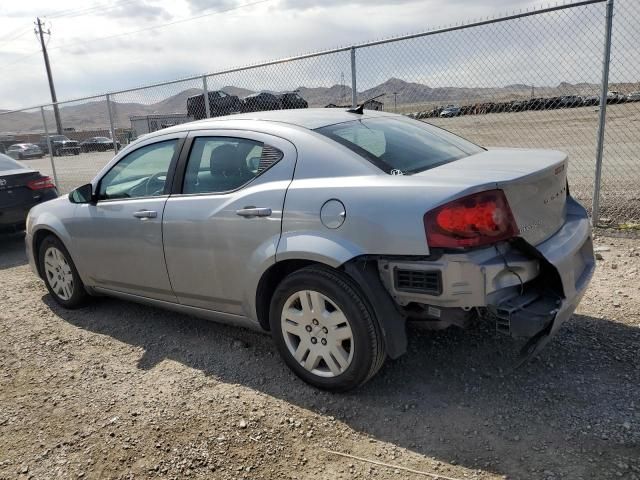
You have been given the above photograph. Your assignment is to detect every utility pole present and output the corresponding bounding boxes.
[35,17,62,134]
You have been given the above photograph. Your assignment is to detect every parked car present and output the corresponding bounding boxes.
[6,143,44,160]
[0,153,57,232]
[606,91,626,104]
[80,137,121,152]
[581,95,600,106]
[558,95,583,108]
[186,90,243,120]
[25,108,594,391]
[439,105,461,117]
[38,135,80,156]
[242,92,281,113]
[509,100,528,112]
[626,91,640,102]
[526,98,547,110]
[279,92,308,110]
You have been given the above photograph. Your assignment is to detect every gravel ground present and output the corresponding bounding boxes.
[0,232,639,480]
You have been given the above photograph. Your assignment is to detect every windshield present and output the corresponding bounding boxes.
[315,117,484,175]
[0,153,25,171]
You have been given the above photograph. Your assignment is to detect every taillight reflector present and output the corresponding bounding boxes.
[424,189,519,248]
[27,176,55,190]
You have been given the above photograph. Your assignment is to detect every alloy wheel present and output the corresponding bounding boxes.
[43,246,74,301]
[280,290,354,378]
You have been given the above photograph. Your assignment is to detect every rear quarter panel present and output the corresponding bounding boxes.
[278,131,494,262]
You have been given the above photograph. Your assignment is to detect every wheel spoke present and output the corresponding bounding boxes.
[323,310,348,327]
[308,291,325,314]
[298,291,313,314]
[332,324,353,342]
[329,344,350,371]
[304,350,322,371]
[282,320,303,337]
[323,352,343,376]
[283,307,304,322]
[293,340,311,363]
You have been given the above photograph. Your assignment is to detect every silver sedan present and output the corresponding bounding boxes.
[25,108,595,391]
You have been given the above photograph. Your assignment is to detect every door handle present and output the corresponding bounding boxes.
[133,210,157,219]
[235,207,272,218]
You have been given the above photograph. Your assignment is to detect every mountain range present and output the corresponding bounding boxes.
[1,78,636,134]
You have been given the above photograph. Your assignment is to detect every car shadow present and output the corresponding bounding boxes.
[46,294,639,478]
[0,231,27,270]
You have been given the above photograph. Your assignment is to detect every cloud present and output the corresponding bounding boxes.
[278,0,421,10]
[104,2,172,21]
[185,0,239,14]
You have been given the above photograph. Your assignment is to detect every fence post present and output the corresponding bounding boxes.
[592,0,614,226]
[106,94,118,153]
[350,47,357,108]
[202,75,211,119]
[40,106,59,189]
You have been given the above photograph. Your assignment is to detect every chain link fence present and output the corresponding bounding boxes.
[1,0,638,228]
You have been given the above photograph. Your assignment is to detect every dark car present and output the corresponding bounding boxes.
[0,153,57,232]
[80,137,120,152]
[279,92,308,109]
[558,95,583,108]
[187,91,243,120]
[39,135,80,156]
[241,92,281,113]
[6,143,44,160]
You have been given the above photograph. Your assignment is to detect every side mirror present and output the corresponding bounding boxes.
[69,183,95,204]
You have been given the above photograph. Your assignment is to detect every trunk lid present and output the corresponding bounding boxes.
[0,169,42,208]
[418,148,568,245]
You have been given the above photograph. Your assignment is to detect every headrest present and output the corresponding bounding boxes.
[209,144,247,176]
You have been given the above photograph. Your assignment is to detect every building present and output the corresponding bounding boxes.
[129,113,194,137]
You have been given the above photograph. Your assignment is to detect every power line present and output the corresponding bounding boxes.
[0,51,41,69]
[0,29,31,48]
[47,0,272,53]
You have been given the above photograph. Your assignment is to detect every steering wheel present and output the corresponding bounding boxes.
[145,171,167,196]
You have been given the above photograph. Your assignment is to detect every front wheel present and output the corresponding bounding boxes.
[39,235,88,308]
[270,265,385,391]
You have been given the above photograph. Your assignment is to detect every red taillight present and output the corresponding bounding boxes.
[424,189,519,249]
[27,176,55,190]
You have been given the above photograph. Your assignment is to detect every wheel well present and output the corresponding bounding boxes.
[32,229,56,279]
[255,259,318,331]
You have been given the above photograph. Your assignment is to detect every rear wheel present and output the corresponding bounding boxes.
[39,235,88,308]
[270,265,385,391]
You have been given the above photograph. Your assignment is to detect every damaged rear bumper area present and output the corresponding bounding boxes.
[378,197,595,360]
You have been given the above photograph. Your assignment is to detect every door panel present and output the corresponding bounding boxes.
[163,131,297,316]
[71,197,176,301]
[70,136,182,301]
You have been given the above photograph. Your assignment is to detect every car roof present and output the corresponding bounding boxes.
[178,107,396,131]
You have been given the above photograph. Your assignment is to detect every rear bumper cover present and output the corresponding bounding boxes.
[379,196,594,342]
[528,197,595,337]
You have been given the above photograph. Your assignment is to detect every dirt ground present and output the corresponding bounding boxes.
[0,231,639,480]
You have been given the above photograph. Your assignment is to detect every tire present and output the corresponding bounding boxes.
[38,235,88,309]
[269,265,386,391]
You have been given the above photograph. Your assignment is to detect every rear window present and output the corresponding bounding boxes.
[0,153,25,171]
[315,117,484,175]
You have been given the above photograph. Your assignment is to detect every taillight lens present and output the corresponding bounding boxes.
[27,176,55,190]
[424,189,519,248]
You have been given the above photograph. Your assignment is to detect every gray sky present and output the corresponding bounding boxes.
[0,0,631,109]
